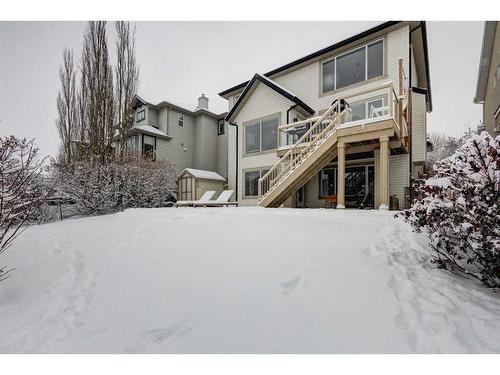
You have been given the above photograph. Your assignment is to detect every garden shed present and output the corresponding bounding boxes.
[177,168,225,201]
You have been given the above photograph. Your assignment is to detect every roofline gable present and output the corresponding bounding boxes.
[225,73,314,123]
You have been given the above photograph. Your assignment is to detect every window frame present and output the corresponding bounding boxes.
[318,167,338,199]
[218,119,225,135]
[142,134,157,160]
[243,168,271,198]
[320,38,385,95]
[178,113,184,127]
[137,109,145,122]
[243,113,280,156]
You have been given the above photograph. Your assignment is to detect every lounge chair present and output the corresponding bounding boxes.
[174,190,216,207]
[193,190,238,207]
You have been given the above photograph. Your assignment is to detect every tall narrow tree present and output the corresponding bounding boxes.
[56,48,77,164]
[115,21,139,158]
[80,21,114,164]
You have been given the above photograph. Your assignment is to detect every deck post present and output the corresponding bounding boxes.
[337,142,346,209]
[379,136,389,210]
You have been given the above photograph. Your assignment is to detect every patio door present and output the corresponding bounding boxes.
[344,166,374,208]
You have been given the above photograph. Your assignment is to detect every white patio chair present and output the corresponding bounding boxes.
[174,190,216,207]
[194,190,238,207]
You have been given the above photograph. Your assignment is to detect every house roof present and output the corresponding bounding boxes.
[474,21,498,103]
[225,73,314,123]
[133,95,227,120]
[219,21,433,112]
[179,168,226,181]
[131,125,172,140]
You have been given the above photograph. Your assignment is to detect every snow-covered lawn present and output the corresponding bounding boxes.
[1,208,499,353]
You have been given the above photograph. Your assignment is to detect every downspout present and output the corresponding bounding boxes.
[409,23,422,204]
[287,104,299,124]
[229,122,238,201]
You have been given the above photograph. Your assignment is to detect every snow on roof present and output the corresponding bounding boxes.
[132,125,171,139]
[255,73,297,98]
[181,168,225,181]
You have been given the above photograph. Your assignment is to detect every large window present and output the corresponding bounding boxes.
[142,135,156,159]
[137,110,145,122]
[244,115,279,154]
[244,169,269,197]
[321,40,384,93]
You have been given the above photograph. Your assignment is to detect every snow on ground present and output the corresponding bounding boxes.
[1,208,499,353]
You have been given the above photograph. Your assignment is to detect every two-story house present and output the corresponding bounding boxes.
[123,94,229,180]
[474,21,500,137]
[219,21,432,209]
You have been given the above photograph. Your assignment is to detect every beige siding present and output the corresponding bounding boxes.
[233,82,294,203]
[411,92,427,163]
[224,24,418,207]
[389,154,409,209]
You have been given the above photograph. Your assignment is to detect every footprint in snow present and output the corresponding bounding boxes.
[139,319,196,345]
[280,275,311,296]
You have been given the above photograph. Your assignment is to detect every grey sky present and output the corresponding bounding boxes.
[0,21,484,158]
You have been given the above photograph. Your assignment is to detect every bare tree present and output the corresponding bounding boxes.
[80,21,114,164]
[0,136,47,281]
[115,21,139,158]
[56,48,78,164]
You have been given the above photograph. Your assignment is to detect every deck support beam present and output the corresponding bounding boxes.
[379,136,389,210]
[337,142,346,209]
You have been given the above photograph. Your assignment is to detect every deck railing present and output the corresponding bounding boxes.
[258,99,349,200]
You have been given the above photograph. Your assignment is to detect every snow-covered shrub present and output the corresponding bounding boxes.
[402,132,500,287]
[115,156,178,209]
[52,155,177,216]
[1,136,47,280]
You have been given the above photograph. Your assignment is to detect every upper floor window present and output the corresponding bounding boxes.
[321,39,384,93]
[178,114,184,127]
[244,115,279,154]
[137,110,145,122]
[218,119,225,135]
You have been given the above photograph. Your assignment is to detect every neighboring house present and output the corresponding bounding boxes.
[219,21,432,209]
[117,94,229,180]
[474,21,500,137]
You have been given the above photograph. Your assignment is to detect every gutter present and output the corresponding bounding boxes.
[228,122,239,201]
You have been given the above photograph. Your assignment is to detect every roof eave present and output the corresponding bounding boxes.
[474,21,497,104]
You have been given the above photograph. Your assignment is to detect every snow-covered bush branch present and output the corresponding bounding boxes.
[52,155,178,215]
[402,132,500,287]
[1,136,47,280]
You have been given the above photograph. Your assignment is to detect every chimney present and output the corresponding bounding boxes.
[197,94,209,110]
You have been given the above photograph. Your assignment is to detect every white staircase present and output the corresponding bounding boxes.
[258,100,349,207]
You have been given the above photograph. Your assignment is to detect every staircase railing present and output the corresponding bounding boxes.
[258,99,349,200]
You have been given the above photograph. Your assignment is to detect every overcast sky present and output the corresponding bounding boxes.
[0,21,484,158]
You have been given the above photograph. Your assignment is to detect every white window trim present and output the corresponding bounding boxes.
[320,38,385,94]
[243,168,271,198]
[243,114,280,155]
[178,114,184,127]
